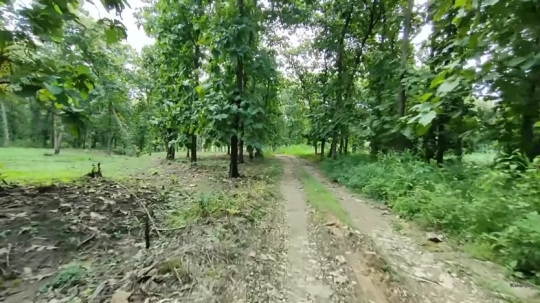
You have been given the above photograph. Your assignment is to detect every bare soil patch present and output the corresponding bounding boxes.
[0,178,157,303]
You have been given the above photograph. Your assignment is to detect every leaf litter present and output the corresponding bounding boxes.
[0,157,287,303]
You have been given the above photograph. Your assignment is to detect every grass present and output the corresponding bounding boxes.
[297,167,353,226]
[165,157,284,227]
[317,150,540,284]
[0,147,163,184]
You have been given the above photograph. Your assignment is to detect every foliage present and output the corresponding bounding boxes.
[321,152,540,282]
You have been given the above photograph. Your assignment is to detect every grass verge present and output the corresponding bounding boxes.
[297,167,353,226]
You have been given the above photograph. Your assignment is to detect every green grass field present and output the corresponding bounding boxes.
[0,147,164,184]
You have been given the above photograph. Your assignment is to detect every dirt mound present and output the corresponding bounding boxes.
[0,179,157,302]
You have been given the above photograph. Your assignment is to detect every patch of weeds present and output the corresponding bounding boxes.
[166,189,269,227]
[463,241,497,262]
[41,264,87,291]
[298,168,353,226]
[390,220,403,232]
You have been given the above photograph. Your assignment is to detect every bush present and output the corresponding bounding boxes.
[320,151,540,282]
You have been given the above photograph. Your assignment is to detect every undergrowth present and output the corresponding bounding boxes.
[320,151,540,283]
[165,159,283,227]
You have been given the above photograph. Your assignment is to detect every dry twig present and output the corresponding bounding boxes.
[116,181,162,237]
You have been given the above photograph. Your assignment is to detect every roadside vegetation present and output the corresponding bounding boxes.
[279,143,540,285]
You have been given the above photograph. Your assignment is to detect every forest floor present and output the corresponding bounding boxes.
[0,149,538,303]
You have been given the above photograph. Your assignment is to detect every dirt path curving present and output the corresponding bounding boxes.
[295,156,538,303]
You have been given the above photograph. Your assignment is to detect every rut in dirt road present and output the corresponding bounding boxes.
[280,157,334,302]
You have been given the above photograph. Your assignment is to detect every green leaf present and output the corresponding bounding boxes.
[419,111,437,126]
[215,113,228,120]
[105,28,121,44]
[454,0,468,8]
[437,78,460,94]
[484,0,500,6]
[76,65,90,74]
[44,83,63,95]
[416,124,431,136]
[430,71,447,88]
[401,126,414,139]
[507,57,527,67]
[419,93,433,102]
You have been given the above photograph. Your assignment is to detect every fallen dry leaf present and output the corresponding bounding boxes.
[90,212,106,220]
[111,290,132,303]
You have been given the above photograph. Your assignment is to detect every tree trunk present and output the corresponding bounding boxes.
[230,134,240,177]
[190,134,197,164]
[53,114,64,154]
[230,0,244,178]
[107,102,113,155]
[435,122,446,165]
[227,144,231,155]
[320,140,326,159]
[314,143,318,154]
[166,145,175,160]
[238,139,245,164]
[396,0,414,150]
[329,134,338,159]
[0,99,9,147]
[247,145,254,161]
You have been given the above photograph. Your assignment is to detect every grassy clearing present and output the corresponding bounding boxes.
[0,147,165,183]
[319,151,540,283]
[276,144,313,156]
[297,167,353,226]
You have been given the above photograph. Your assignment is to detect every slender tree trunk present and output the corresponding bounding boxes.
[187,148,190,158]
[247,145,254,161]
[396,0,414,151]
[190,134,197,164]
[0,99,9,147]
[321,140,326,159]
[314,143,318,154]
[344,137,349,155]
[53,113,64,154]
[107,102,112,155]
[229,0,243,178]
[227,144,230,155]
